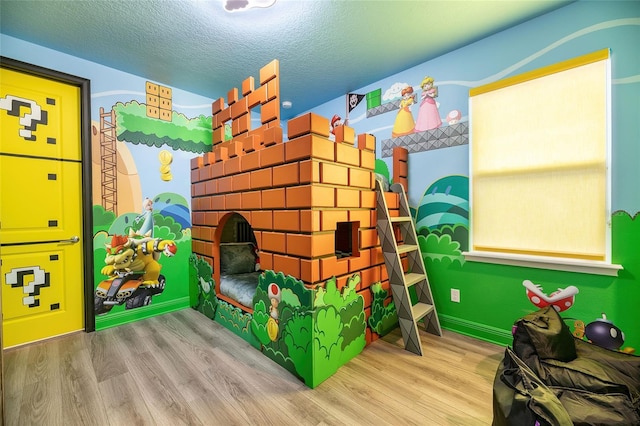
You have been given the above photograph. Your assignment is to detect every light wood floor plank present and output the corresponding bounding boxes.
[97,373,156,426]
[3,308,503,425]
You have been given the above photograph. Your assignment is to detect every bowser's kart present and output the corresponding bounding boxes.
[94,270,166,315]
[94,234,177,315]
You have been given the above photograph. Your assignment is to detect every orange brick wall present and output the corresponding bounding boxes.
[190,60,398,345]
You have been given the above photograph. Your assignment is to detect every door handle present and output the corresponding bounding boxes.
[62,236,80,244]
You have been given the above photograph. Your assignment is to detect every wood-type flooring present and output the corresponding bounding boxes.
[3,308,503,425]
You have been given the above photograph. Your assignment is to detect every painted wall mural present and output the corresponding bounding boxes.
[308,1,640,351]
[88,80,215,329]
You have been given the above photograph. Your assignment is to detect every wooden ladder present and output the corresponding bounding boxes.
[375,181,442,355]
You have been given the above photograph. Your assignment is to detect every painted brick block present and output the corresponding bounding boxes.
[360,266,381,288]
[357,289,373,312]
[261,187,286,209]
[253,231,262,249]
[349,248,371,272]
[228,87,239,105]
[209,161,223,179]
[266,77,279,102]
[370,246,384,266]
[230,97,248,119]
[241,190,262,210]
[232,114,251,136]
[267,119,281,130]
[261,99,280,124]
[287,113,330,139]
[212,126,225,145]
[191,168,200,184]
[251,210,273,230]
[360,228,379,249]
[264,126,283,147]
[286,185,334,208]
[228,140,244,158]
[250,168,272,190]
[321,210,348,231]
[247,127,265,146]
[262,231,286,253]
[260,144,285,168]
[241,150,261,172]
[210,195,224,211]
[197,165,209,181]
[360,190,376,208]
[273,254,300,280]
[335,142,360,167]
[349,168,373,189]
[320,162,348,186]
[334,125,355,145]
[224,156,242,176]
[247,84,266,108]
[260,251,273,271]
[232,171,250,193]
[320,256,349,280]
[336,188,361,208]
[259,59,279,85]
[215,145,229,163]
[272,162,299,187]
[191,156,203,170]
[349,211,369,229]
[242,134,260,153]
[287,233,334,258]
[273,210,300,232]
[298,160,320,184]
[194,181,206,197]
[225,193,242,210]
[217,107,232,129]
[217,176,233,193]
[393,146,409,162]
[205,212,219,227]
[203,152,215,166]
[202,226,216,242]
[192,211,205,225]
[300,210,321,232]
[286,135,335,162]
[300,258,321,284]
[211,98,224,115]
[357,133,376,151]
[360,149,376,170]
[396,160,408,179]
[242,76,255,96]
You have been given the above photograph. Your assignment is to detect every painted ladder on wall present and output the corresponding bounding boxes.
[375,181,442,355]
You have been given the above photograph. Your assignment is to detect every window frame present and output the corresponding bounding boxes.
[463,49,622,276]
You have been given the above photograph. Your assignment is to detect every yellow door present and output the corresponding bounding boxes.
[0,67,85,348]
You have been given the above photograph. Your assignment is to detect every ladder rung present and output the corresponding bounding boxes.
[404,272,424,287]
[396,244,418,254]
[412,302,435,322]
[389,216,412,223]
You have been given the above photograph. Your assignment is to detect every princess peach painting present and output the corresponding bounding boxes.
[414,76,442,132]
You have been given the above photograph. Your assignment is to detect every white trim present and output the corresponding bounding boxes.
[462,250,622,277]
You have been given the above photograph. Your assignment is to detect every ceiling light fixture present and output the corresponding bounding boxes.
[223,0,276,13]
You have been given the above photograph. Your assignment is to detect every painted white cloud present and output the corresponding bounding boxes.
[383,83,410,102]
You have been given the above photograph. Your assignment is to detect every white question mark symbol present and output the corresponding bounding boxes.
[0,95,44,140]
[5,266,49,307]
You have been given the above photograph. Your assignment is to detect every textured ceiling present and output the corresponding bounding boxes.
[1,0,572,120]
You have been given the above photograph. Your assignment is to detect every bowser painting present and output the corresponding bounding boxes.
[94,233,177,315]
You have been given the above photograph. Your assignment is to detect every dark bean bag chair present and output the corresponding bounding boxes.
[493,306,640,425]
